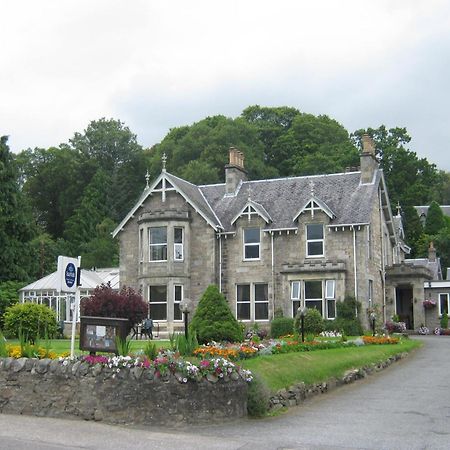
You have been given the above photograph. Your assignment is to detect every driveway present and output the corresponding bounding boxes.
[0,336,449,449]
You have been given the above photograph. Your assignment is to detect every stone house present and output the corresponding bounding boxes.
[113,136,431,333]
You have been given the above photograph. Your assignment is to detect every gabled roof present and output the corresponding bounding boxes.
[20,268,120,292]
[200,171,382,232]
[231,199,272,225]
[293,197,336,222]
[113,171,222,237]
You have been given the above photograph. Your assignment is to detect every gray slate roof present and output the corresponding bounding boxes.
[415,205,450,218]
[199,171,381,231]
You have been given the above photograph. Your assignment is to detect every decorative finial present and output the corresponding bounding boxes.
[396,201,401,216]
[309,180,315,198]
[145,170,150,188]
[162,152,167,171]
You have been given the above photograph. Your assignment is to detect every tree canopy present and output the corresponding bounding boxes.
[2,106,448,284]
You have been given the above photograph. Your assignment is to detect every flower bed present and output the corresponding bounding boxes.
[362,336,399,345]
[62,351,253,384]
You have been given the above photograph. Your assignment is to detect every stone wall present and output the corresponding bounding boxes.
[0,357,248,425]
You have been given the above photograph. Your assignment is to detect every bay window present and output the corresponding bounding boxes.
[149,227,167,261]
[149,285,167,320]
[291,281,301,317]
[174,227,184,261]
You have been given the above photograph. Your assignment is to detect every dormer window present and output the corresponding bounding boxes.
[149,227,167,261]
[243,227,260,260]
[306,224,324,257]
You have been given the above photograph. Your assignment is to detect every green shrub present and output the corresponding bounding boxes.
[0,281,24,329]
[115,336,132,356]
[294,308,324,335]
[0,330,7,357]
[247,373,271,417]
[334,297,363,336]
[333,318,363,336]
[440,313,448,329]
[4,303,57,343]
[190,285,243,344]
[270,317,294,338]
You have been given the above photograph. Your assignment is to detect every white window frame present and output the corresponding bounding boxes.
[139,228,144,262]
[174,285,183,321]
[236,283,269,321]
[174,227,184,261]
[149,226,167,262]
[254,283,269,321]
[149,285,167,321]
[291,281,301,318]
[304,280,323,316]
[368,280,373,305]
[325,280,336,320]
[243,228,261,261]
[236,284,251,321]
[439,293,449,317]
[306,224,324,258]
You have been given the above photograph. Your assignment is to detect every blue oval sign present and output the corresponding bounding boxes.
[65,263,76,288]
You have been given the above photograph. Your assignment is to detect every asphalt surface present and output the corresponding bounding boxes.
[0,335,449,450]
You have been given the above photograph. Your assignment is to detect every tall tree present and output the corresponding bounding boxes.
[425,201,447,236]
[0,136,37,281]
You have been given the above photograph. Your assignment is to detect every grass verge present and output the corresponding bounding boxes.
[241,338,421,392]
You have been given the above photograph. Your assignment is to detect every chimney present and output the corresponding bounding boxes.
[225,147,247,195]
[428,241,436,262]
[360,134,378,184]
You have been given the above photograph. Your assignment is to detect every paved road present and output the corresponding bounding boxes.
[1,336,449,450]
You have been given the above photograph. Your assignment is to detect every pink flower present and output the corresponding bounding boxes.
[200,360,210,368]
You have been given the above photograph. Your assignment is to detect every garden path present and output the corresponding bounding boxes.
[0,336,449,449]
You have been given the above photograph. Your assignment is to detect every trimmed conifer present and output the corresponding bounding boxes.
[189,285,243,344]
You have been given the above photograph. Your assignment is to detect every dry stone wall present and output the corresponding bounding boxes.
[0,357,248,425]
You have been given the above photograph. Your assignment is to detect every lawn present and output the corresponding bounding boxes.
[6,338,170,355]
[242,338,421,391]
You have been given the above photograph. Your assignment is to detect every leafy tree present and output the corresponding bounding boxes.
[425,201,447,235]
[0,281,25,329]
[150,115,277,184]
[79,218,119,269]
[402,206,424,257]
[81,284,147,332]
[189,285,243,344]
[0,136,38,281]
[3,303,58,342]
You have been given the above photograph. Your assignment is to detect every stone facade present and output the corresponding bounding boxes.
[0,357,247,425]
[113,142,427,332]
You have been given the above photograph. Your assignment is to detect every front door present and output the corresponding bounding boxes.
[395,287,414,329]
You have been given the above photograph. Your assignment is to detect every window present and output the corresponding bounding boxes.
[237,284,251,320]
[291,281,301,317]
[149,227,167,261]
[439,293,449,316]
[254,284,269,320]
[306,224,324,257]
[174,227,184,261]
[325,280,336,319]
[305,280,323,315]
[368,280,373,305]
[149,285,167,320]
[174,285,183,321]
[139,228,144,262]
[243,228,260,260]
[236,283,269,321]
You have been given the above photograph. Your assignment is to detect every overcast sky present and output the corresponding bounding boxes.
[2,0,450,171]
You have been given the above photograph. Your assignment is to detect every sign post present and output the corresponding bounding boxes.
[57,255,81,358]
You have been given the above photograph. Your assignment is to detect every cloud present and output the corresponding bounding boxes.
[1,0,450,171]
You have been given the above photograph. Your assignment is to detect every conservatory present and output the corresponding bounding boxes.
[19,268,119,322]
